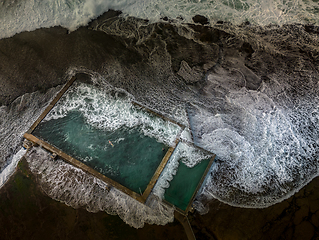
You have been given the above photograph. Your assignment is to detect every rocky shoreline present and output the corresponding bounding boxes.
[0,10,319,239]
[1,11,318,106]
[0,157,318,239]
[0,158,187,240]
[190,177,319,239]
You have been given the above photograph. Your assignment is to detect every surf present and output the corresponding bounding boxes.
[0,0,318,40]
[0,0,318,229]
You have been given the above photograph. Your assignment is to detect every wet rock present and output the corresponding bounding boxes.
[0,158,188,240]
[192,15,209,25]
[311,214,319,228]
[243,21,250,26]
[309,198,319,213]
[188,25,221,43]
[177,61,204,84]
[283,227,294,240]
[294,221,314,240]
[88,9,122,29]
[0,25,128,105]
[74,73,92,84]
[304,25,319,34]
[240,42,254,58]
[293,205,309,225]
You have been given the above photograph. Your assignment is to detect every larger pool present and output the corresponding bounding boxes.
[32,80,182,195]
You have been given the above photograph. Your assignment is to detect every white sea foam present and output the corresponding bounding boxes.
[189,71,319,208]
[152,147,180,199]
[26,146,175,228]
[180,128,193,143]
[0,0,318,40]
[44,82,181,147]
[1,62,318,228]
[0,148,26,189]
[0,72,183,229]
[0,86,62,172]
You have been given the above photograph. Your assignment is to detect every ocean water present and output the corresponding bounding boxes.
[0,0,318,39]
[0,0,318,230]
[0,86,62,183]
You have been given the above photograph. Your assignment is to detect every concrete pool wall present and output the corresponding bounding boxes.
[24,76,184,203]
[23,75,216,240]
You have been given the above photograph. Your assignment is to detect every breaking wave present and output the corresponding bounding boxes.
[44,81,181,147]
[0,0,318,225]
[0,86,62,179]
[189,68,319,209]
[0,0,318,39]
[0,148,26,189]
[25,146,175,228]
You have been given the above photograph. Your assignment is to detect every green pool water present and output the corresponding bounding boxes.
[164,158,210,211]
[33,111,169,194]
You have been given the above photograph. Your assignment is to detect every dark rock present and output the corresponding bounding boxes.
[305,25,319,34]
[0,25,130,105]
[192,15,209,25]
[177,60,204,84]
[152,23,219,73]
[240,42,254,58]
[294,221,314,240]
[162,16,168,21]
[188,24,226,43]
[75,73,92,84]
[88,9,122,29]
[311,214,319,228]
[0,158,188,240]
[293,205,309,225]
[216,21,224,24]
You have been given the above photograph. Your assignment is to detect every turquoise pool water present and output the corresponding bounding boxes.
[33,110,168,193]
[31,82,182,194]
[31,81,212,211]
[164,158,211,211]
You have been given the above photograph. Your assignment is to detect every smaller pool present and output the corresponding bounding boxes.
[164,158,211,211]
[154,142,214,212]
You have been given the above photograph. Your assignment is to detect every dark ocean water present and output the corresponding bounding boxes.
[0,0,318,228]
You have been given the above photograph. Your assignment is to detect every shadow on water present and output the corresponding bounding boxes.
[0,158,187,240]
[1,157,319,240]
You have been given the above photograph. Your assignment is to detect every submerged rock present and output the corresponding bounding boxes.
[177,60,204,84]
[192,15,209,25]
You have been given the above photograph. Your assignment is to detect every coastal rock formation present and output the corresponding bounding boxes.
[0,12,318,228]
[192,15,209,25]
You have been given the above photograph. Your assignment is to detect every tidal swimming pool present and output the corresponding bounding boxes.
[164,156,211,211]
[153,141,214,212]
[32,80,182,195]
[28,78,215,214]
[33,111,170,194]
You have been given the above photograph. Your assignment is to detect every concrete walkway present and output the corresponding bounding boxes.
[174,211,196,240]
